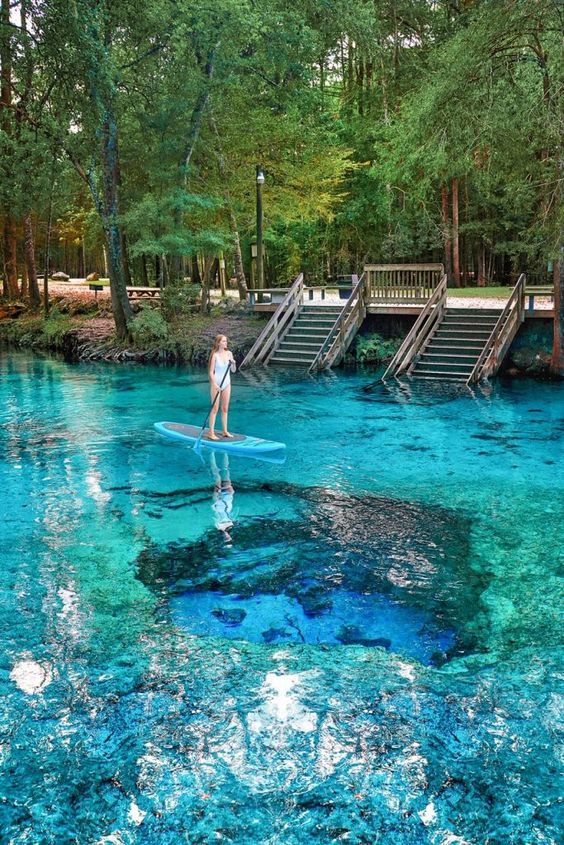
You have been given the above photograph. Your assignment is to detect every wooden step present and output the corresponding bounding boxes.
[294,316,337,324]
[441,318,498,328]
[411,369,470,380]
[270,355,316,365]
[274,347,318,361]
[412,361,475,376]
[301,306,342,314]
[435,330,491,339]
[419,352,478,365]
[285,329,329,339]
[446,308,503,316]
[429,339,485,348]
[278,341,323,351]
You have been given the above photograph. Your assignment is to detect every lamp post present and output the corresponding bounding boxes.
[256,166,265,290]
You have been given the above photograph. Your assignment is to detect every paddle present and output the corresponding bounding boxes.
[193,361,232,452]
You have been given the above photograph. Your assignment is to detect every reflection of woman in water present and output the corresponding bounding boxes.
[210,452,235,542]
[208,334,236,441]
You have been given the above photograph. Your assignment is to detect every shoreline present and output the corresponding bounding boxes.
[0,286,557,378]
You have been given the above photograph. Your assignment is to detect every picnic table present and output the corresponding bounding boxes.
[88,283,162,302]
[126,286,162,301]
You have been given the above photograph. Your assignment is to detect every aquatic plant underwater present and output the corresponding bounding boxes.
[0,352,562,844]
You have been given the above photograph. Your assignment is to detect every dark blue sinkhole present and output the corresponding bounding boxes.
[136,482,481,666]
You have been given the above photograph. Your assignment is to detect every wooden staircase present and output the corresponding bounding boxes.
[383,273,526,386]
[410,308,503,381]
[269,304,344,366]
[241,272,367,373]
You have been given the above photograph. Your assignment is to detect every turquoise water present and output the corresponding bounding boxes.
[1,350,562,844]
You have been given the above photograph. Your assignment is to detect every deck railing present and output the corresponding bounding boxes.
[240,273,304,368]
[365,263,444,303]
[308,273,367,373]
[466,273,526,385]
[381,273,448,381]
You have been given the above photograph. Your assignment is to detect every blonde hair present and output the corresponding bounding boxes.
[209,334,227,365]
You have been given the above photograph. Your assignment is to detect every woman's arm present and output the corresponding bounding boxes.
[209,352,216,381]
[228,351,236,372]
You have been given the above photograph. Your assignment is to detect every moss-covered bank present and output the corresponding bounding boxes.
[0,298,555,376]
[0,297,267,365]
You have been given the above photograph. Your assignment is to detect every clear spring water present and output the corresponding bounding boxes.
[0,350,562,844]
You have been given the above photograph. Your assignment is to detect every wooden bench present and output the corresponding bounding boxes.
[524,285,553,312]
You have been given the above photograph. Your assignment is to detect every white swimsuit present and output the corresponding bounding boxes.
[213,356,231,390]
[212,490,234,529]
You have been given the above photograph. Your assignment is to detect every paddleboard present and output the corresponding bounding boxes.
[154,421,286,456]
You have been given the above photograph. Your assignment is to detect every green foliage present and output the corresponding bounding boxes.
[161,282,202,318]
[41,309,74,347]
[130,305,169,349]
[354,333,400,364]
[2,0,561,311]
[0,309,75,349]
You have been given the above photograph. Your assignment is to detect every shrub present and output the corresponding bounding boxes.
[354,333,400,363]
[161,282,201,318]
[130,305,169,349]
[41,309,74,348]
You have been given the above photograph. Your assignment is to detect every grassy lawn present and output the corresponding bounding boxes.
[448,286,511,297]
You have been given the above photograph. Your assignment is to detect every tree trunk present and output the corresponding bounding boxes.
[191,254,201,285]
[219,252,226,296]
[24,213,40,307]
[356,56,364,116]
[98,109,132,338]
[476,242,487,286]
[2,217,18,297]
[1,0,18,298]
[21,262,28,298]
[550,256,563,377]
[230,208,248,301]
[441,185,452,284]
[121,230,132,286]
[210,112,248,300]
[43,179,54,315]
[200,256,218,313]
[140,253,149,286]
[451,177,460,287]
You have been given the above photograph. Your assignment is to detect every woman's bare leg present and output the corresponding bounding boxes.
[208,385,220,439]
[221,385,233,436]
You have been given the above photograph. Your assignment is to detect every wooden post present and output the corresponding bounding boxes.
[219,252,226,296]
[256,166,264,290]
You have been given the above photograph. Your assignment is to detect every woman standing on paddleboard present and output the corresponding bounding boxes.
[208,335,236,440]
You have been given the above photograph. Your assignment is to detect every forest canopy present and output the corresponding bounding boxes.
[0,0,562,337]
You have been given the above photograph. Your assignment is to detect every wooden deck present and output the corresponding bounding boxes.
[251,299,551,318]
[242,266,553,376]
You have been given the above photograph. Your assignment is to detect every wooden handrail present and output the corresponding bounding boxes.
[308,274,366,373]
[240,273,304,368]
[365,263,444,303]
[381,273,448,381]
[466,273,526,385]
[364,263,444,271]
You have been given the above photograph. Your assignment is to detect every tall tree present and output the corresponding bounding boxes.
[1,0,18,297]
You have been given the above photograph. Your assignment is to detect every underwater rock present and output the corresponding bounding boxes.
[261,626,292,643]
[211,607,247,626]
[297,586,333,617]
[336,625,391,650]
[140,480,476,659]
